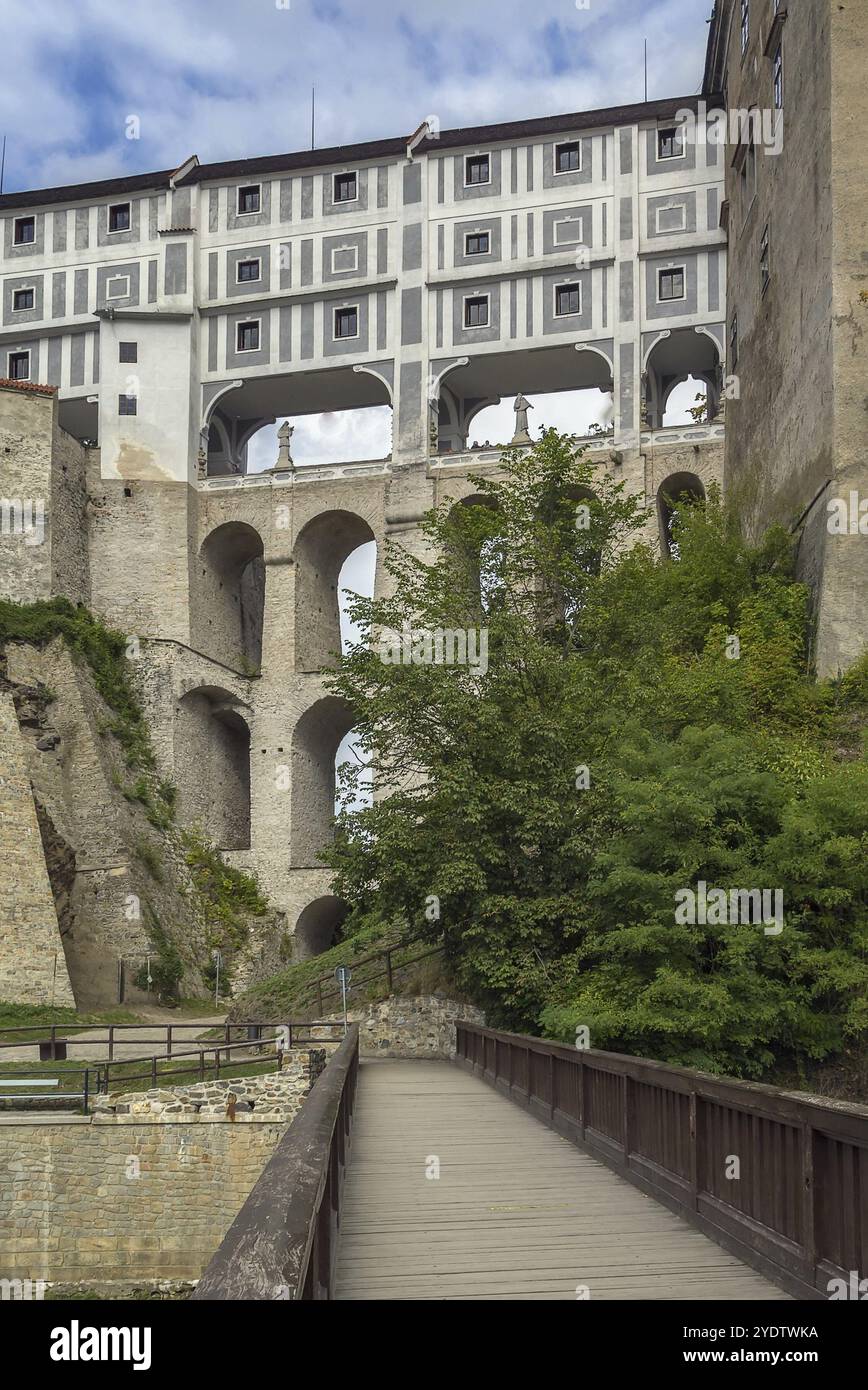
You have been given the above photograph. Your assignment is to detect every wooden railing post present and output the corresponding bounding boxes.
[688,1089,699,1211]
[801,1122,816,1278]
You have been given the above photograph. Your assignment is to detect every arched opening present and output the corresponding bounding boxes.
[663,375,710,426]
[446,494,502,616]
[292,511,376,671]
[658,472,706,558]
[293,895,349,960]
[203,365,392,476]
[643,329,721,431]
[290,696,356,867]
[174,688,251,849]
[197,522,265,671]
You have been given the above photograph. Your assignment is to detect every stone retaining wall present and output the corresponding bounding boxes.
[323,994,485,1059]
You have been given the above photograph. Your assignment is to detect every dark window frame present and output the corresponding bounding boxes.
[465,154,491,187]
[760,221,770,295]
[555,140,582,174]
[7,350,31,380]
[741,0,750,56]
[334,305,359,339]
[108,202,131,233]
[555,282,582,317]
[118,394,138,416]
[658,266,686,302]
[657,126,684,161]
[730,311,739,369]
[464,231,491,256]
[119,342,137,362]
[236,258,262,283]
[463,294,490,328]
[13,216,35,246]
[773,43,783,110]
[237,184,261,215]
[333,171,358,203]
[12,287,34,312]
[236,320,261,352]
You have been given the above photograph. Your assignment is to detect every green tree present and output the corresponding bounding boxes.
[323,430,868,1077]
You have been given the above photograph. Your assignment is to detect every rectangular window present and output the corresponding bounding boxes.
[106,275,130,300]
[554,216,584,245]
[464,231,490,256]
[333,172,358,203]
[760,221,770,294]
[463,295,489,328]
[236,320,260,352]
[12,288,34,311]
[465,154,490,187]
[739,141,757,224]
[8,350,30,380]
[741,0,749,55]
[119,342,137,362]
[236,258,261,283]
[658,267,685,301]
[237,185,261,215]
[657,127,684,160]
[555,141,581,173]
[773,43,783,109]
[555,283,581,317]
[108,202,131,233]
[331,245,359,273]
[13,216,35,246]
[334,306,359,339]
[730,312,739,369]
[118,394,137,416]
[656,203,686,234]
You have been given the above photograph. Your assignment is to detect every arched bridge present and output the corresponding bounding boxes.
[192,1025,868,1302]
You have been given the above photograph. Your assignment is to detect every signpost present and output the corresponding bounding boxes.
[212,949,222,1006]
[334,965,352,1034]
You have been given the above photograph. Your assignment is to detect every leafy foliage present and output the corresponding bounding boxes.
[323,429,868,1079]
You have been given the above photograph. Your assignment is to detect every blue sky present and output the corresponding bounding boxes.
[0,0,713,194]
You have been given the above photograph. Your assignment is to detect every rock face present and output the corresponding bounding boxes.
[0,691,74,1005]
[322,995,485,1059]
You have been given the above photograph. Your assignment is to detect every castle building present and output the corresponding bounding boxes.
[4,0,864,1001]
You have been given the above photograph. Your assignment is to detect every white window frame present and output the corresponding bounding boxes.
[11,285,35,312]
[235,318,261,353]
[464,229,491,257]
[235,257,262,284]
[107,202,132,234]
[7,348,31,380]
[553,281,582,318]
[106,275,131,300]
[330,244,359,274]
[462,292,490,329]
[773,42,783,110]
[553,140,582,175]
[12,216,35,246]
[333,303,360,340]
[553,215,585,246]
[655,202,686,235]
[656,126,685,162]
[236,184,262,216]
[333,171,359,205]
[464,153,491,188]
[657,264,687,303]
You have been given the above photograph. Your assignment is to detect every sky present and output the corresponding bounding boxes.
[0,0,714,780]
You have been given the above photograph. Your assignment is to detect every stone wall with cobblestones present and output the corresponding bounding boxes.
[0,1051,325,1285]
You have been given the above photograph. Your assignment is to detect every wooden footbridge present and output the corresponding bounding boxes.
[193,1024,868,1303]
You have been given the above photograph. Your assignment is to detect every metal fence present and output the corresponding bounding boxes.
[455,1023,868,1301]
[192,1024,360,1300]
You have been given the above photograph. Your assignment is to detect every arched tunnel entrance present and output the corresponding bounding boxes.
[293,895,350,960]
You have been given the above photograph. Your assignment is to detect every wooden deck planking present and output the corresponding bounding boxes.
[334,1058,792,1301]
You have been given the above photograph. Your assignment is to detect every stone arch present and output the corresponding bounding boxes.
[644,330,722,430]
[290,695,356,868]
[196,521,265,671]
[174,687,251,850]
[292,510,376,672]
[293,895,349,960]
[657,471,706,557]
